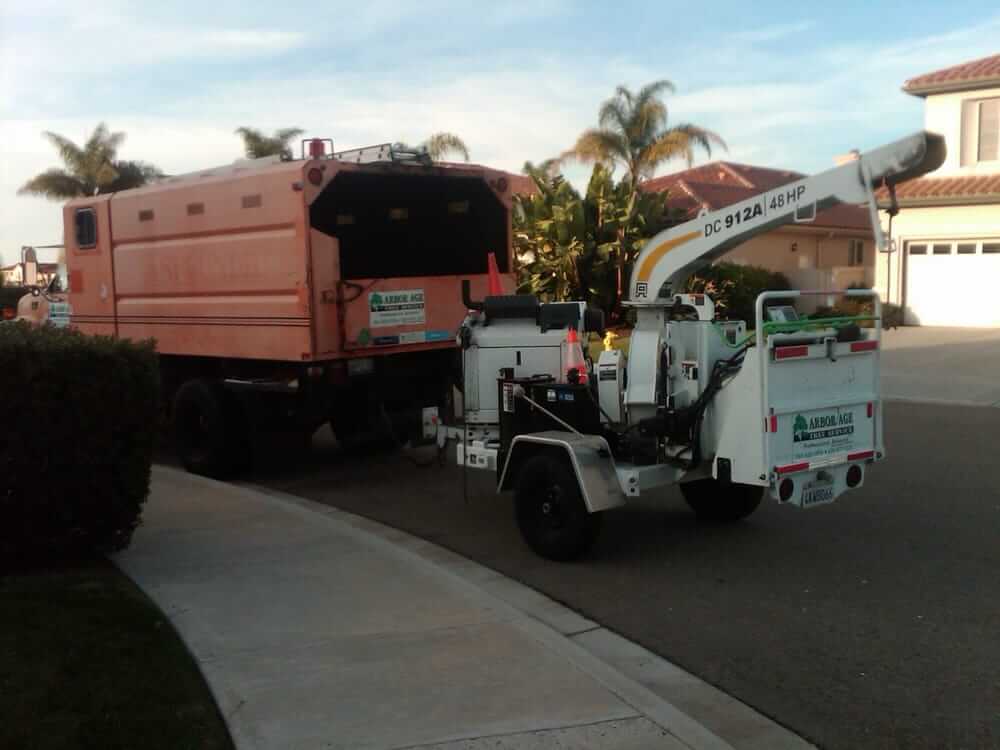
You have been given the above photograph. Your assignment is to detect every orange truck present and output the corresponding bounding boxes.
[62,140,517,475]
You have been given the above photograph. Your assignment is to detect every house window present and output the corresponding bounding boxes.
[848,239,864,266]
[75,208,97,248]
[963,98,1000,164]
[979,99,999,162]
[908,243,927,255]
[983,242,1000,254]
[932,243,952,255]
[957,243,976,254]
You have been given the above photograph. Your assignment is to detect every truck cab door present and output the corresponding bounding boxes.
[64,198,116,336]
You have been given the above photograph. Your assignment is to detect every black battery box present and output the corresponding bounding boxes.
[497,376,601,472]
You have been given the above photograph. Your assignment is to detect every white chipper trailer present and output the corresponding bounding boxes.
[452,131,946,560]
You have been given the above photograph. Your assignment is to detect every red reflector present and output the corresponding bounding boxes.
[776,461,809,475]
[769,414,778,433]
[867,402,873,418]
[848,450,875,461]
[307,167,323,185]
[775,345,809,360]
[851,340,878,352]
[2,307,14,320]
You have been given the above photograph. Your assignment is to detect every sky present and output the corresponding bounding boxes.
[1,0,999,265]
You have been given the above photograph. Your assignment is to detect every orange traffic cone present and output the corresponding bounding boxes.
[562,326,588,384]
[487,252,504,296]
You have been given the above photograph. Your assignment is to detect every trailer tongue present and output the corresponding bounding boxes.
[455,131,945,560]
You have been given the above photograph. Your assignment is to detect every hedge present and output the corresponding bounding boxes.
[685,262,791,324]
[0,322,159,562]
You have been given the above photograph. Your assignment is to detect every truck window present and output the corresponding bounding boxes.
[309,172,508,279]
[75,208,97,248]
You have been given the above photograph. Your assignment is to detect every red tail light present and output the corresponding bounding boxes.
[779,478,795,501]
[2,307,14,320]
[775,345,809,360]
[851,340,878,352]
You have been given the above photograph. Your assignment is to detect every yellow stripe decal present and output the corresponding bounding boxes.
[637,231,701,282]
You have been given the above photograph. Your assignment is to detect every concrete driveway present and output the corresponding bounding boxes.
[881,326,1000,405]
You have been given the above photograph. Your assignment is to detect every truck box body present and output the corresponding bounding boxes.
[64,156,514,362]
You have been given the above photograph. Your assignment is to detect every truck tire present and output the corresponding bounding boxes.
[172,379,245,478]
[680,479,763,522]
[515,453,602,561]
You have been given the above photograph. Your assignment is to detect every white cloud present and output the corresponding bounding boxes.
[730,21,816,43]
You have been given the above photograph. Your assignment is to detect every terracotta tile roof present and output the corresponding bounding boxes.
[876,174,1000,206]
[507,172,538,196]
[903,53,1000,97]
[641,161,871,232]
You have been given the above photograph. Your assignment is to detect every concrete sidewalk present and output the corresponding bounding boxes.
[116,466,813,750]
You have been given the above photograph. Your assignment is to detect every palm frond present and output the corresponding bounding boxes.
[598,96,631,133]
[24,123,161,200]
[236,126,306,159]
[424,132,470,161]
[276,128,305,143]
[563,129,629,167]
[635,79,675,106]
[103,160,164,193]
[41,132,87,176]
[643,124,727,172]
[17,169,87,199]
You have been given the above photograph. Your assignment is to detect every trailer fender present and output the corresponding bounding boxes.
[498,431,626,513]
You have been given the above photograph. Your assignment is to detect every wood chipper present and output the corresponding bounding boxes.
[452,131,946,560]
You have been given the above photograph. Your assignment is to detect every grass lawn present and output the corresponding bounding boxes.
[0,558,233,750]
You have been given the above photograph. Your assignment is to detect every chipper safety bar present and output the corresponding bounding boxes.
[452,131,945,560]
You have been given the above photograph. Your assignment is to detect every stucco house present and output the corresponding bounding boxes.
[1,261,60,287]
[642,162,873,310]
[876,53,1000,326]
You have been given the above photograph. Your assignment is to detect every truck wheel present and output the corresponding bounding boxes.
[172,379,245,478]
[515,453,602,561]
[680,479,763,522]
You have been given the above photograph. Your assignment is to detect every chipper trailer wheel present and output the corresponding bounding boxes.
[680,478,764,523]
[172,379,247,478]
[514,453,602,561]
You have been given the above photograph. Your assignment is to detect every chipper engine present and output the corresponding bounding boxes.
[455,131,946,560]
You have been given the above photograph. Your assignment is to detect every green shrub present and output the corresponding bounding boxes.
[0,323,159,561]
[811,299,903,329]
[685,262,791,324]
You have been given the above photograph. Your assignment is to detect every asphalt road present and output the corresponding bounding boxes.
[230,401,998,750]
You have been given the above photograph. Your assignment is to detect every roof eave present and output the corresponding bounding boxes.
[903,77,1000,98]
[878,194,1000,208]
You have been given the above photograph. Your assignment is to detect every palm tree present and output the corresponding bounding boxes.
[421,132,469,161]
[234,127,305,160]
[18,123,163,199]
[563,80,726,188]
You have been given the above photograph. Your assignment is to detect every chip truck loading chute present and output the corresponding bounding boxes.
[453,131,946,560]
[62,140,516,476]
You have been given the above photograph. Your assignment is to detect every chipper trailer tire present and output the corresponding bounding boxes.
[451,130,946,560]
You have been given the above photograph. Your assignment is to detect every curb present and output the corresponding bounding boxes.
[170,468,816,750]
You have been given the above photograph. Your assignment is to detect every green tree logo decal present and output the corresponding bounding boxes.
[369,293,383,311]
[793,414,808,439]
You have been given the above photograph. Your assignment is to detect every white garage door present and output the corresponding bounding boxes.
[905,239,1000,326]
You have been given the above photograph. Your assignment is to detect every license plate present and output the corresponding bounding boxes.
[801,482,835,508]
